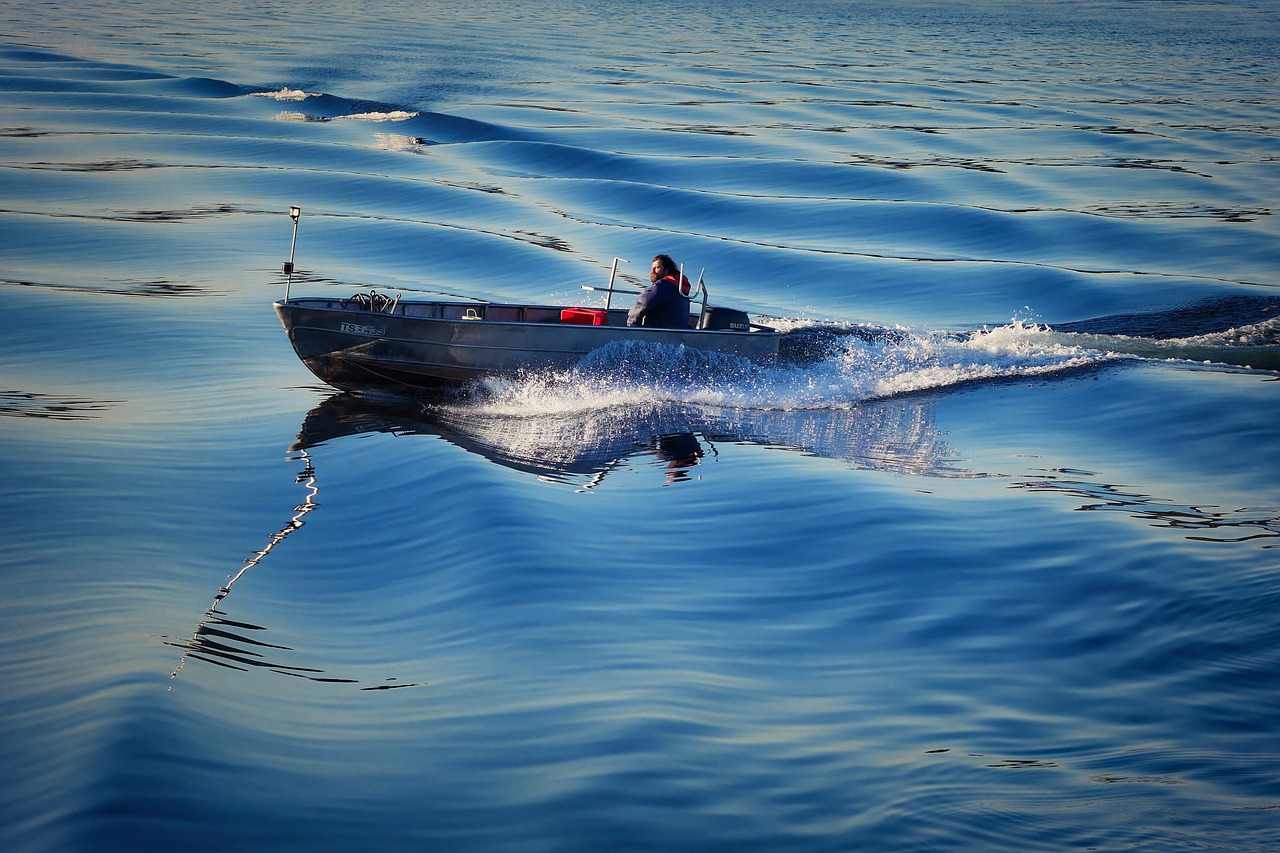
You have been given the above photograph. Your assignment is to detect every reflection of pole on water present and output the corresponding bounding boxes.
[168,449,319,686]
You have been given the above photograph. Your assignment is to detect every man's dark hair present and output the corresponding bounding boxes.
[652,254,678,278]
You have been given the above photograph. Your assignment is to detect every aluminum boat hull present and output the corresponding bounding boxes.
[274,297,782,394]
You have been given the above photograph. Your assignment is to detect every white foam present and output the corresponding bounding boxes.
[1048,316,1280,370]
[338,110,419,122]
[1171,314,1280,349]
[371,132,424,152]
[252,87,313,101]
[459,319,1116,417]
[767,321,1108,409]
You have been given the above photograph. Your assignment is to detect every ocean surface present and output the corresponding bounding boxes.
[2,1,1278,850]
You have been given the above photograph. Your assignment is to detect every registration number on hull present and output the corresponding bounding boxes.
[340,321,385,336]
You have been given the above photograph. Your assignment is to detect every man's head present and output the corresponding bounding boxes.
[651,254,678,283]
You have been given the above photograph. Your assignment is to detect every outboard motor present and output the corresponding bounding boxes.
[698,305,752,331]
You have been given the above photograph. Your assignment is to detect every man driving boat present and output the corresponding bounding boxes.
[627,254,692,329]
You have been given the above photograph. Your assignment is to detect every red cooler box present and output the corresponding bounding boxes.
[561,308,608,326]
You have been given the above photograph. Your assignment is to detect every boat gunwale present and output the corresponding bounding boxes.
[274,297,781,340]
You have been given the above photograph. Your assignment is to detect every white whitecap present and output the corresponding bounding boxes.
[273,111,326,122]
[251,87,314,101]
[338,110,419,122]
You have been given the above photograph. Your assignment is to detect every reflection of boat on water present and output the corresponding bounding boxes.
[164,442,421,690]
[165,450,341,686]
[168,371,1279,686]
[292,391,976,486]
[167,391,969,685]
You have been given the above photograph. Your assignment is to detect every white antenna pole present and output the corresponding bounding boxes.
[283,205,301,302]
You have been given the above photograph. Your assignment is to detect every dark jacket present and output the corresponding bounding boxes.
[627,276,691,329]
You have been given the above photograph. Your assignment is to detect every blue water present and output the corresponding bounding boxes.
[2,1,1278,850]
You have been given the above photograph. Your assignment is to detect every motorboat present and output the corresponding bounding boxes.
[273,207,783,395]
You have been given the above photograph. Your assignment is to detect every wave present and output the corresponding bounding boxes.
[1053,294,1280,339]
[0,389,121,420]
[250,88,421,124]
[246,86,521,142]
[251,87,313,102]
[273,109,420,124]
[1050,295,1280,370]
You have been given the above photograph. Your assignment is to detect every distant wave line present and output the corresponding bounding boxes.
[0,275,224,298]
[548,209,1277,290]
[0,198,1267,291]
[274,206,1279,291]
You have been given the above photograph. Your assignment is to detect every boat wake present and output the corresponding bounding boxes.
[1048,296,1280,371]
[377,318,1117,485]
[447,296,1279,428]
[462,318,1119,415]
[312,301,1279,488]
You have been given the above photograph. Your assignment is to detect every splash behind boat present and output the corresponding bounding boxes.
[273,207,782,395]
